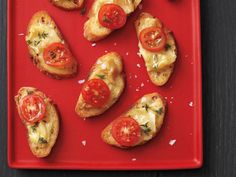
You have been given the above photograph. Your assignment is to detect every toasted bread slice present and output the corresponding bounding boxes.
[101,93,166,148]
[135,12,177,86]
[15,87,59,158]
[50,0,84,10]
[84,0,142,42]
[75,52,125,118]
[25,11,77,79]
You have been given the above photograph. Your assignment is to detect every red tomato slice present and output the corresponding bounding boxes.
[81,79,110,108]
[112,117,141,147]
[98,4,127,30]
[43,42,73,68]
[140,27,167,52]
[19,94,46,123]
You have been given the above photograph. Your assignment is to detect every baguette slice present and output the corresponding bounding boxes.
[25,11,77,79]
[15,87,59,158]
[75,52,125,118]
[135,12,177,86]
[84,0,142,42]
[50,0,84,10]
[102,93,166,148]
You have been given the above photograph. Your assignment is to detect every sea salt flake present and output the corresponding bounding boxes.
[169,139,176,146]
[138,4,143,10]
[18,33,24,36]
[81,140,87,146]
[137,52,142,58]
[91,43,96,47]
[189,101,194,107]
[78,79,85,84]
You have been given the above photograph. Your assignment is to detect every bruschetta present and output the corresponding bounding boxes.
[75,52,125,118]
[84,0,142,42]
[15,87,59,158]
[25,11,77,79]
[50,0,84,10]
[135,12,177,86]
[101,93,166,148]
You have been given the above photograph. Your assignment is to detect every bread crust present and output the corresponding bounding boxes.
[26,11,77,79]
[101,93,166,148]
[15,87,59,158]
[84,0,142,42]
[75,52,125,118]
[135,12,177,86]
[50,0,84,10]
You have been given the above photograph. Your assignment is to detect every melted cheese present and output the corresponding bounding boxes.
[19,89,54,145]
[138,17,177,71]
[89,53,123,102]
[26,23,62,55]
[125,95,164,141]
[27,116,54,144]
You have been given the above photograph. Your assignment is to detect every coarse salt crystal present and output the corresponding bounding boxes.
[138,4,143,10]
[78,79,85,84]
[137,52,142,58]
[169,139,176,146]
[81,140,87,146]
[91,43,96,47]
[189,101,194,107]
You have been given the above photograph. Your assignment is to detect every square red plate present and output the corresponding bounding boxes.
[7,0,202,170]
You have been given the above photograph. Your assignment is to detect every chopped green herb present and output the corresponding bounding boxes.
[26,40,32,45]
[80,6,86,15]
[38,32,48,39]
[140,123,151,134]
[34,40,41,46]
[143,104,149,112]
[165,43,171,50]
[38,137,48,144]
[31,125,37,132]
[96,74,106,79]
[156,107,163,115]
[102,16,111,23]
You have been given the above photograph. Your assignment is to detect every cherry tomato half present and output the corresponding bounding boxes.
[43,42,73,68]
[98,3,127,30]
[82,79,110,108]
[112,117,141,147]
[140,27,167,52]
[19,94,46,123]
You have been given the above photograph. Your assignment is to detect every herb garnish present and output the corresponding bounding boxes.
[156,107,163,115]
[96,74,106,79]
[38,137,48,144]
[165,43,171,50]
[140,123,151,134]
[102,16,112,23]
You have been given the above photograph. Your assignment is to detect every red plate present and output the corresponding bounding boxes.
[7,0,202,170]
